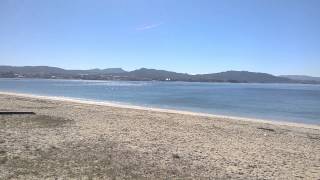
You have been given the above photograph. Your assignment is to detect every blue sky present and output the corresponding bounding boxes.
[0,0,319,76]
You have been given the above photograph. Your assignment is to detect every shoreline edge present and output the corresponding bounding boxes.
[0,91,319,130]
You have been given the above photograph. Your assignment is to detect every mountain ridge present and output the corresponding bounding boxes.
[0,65,319,84]
[280,75,320,82]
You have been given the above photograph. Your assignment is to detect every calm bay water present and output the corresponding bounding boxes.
[0,78,319,125]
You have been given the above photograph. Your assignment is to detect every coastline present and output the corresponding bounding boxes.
[0,91,319,130]
[1,91,320,179]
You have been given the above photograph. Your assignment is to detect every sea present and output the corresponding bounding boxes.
[0,78,319,125]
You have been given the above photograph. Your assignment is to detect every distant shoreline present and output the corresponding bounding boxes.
[1,65,320,84]
[1,77,320,86]
[1,91,319,130]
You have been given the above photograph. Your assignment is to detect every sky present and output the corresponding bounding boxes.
[0,0,319,76]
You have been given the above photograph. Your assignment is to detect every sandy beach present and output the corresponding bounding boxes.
[0,92,319,179]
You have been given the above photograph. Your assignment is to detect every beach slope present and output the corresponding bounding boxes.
[0,93,319,179]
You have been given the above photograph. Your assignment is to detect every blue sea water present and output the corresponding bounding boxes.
[0,78,319,125]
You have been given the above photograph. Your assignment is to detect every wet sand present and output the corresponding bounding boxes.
[0,92,319,179]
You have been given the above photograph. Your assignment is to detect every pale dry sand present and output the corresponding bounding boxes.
[0,92,319,179]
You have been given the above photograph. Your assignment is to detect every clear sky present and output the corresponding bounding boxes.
[0,0,319,76]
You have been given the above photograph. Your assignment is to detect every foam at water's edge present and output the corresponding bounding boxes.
[0,91,319,130]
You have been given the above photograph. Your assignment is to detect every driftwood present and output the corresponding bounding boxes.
[0,112,36,115]
[257,127,275,132]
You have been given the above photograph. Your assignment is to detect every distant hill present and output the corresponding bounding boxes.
[0,66,126,75]
[196,71,293,83]
[0,65,318,84]
[280,75,320,82]
[69,68,127,75]
[0,66,67,74]
[124,68,192,81]
[0,66,126,79]
[124,69,295,83]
